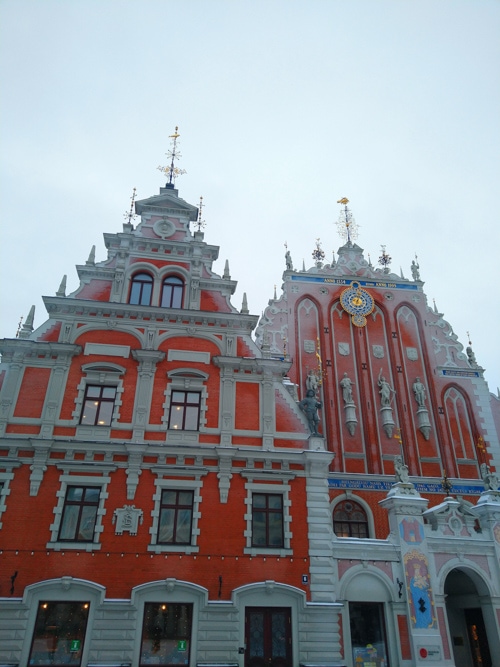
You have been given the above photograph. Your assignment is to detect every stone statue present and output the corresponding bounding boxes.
[411,260,420,281]
[412,377,426,408]
[306,370,319,394]
[299,389,322,436]
[480,463,499,492]
[378,370,396,407]
[340,372,354,404]
[394,455,410,483]
[466,346,478,368]
[285,250,293,270]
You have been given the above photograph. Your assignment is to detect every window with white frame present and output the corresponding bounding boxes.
[161,275,185,309]
[47,468,114,551]
[0,467,17,530]
[74,364,125,432]
[163,370,208,434]
[244,477,293,555]
[148,476,204,554]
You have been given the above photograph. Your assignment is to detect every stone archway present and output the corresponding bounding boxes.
[444,568,495,667]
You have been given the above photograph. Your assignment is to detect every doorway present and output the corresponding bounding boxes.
[245,607,292,667]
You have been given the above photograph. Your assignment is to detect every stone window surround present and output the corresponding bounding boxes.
[0,464,18,529]
[163,369,209,433]
[243,477,293,556]
[123,262,190,309]
[330,491,375,539]
[73,363,125,437]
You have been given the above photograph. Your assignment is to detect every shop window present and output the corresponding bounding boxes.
[168,391,201,431]
[79,385,117,426]
[140,602,192,667]
[157,490,194,545]
[349,602,389,666]
[28,600,90,666]
[333,499,369,538]
[58,486,101,542]
[129,272,153,306]
[161,275,184,308]
[252,493,284,548]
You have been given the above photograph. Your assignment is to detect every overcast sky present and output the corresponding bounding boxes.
[1,0,499,392]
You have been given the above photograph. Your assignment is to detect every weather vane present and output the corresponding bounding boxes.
[312,238,325,264]
[124,187,138,226]
[378,245,392,272]
[193,195,206,232]
[157,126,187,185]
[336,197,359,245]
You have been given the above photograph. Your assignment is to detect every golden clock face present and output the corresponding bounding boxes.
[352,296,363,307]
[340,282,375,327]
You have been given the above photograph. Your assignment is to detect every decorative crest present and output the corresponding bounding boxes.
[123,187,138,226]
[312,238,325,264]
[193,196,206,232]
[336,198,359,245]
[378,245,392,272]
[157,126,187,185]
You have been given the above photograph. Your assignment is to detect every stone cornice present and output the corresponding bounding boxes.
[0,338,82,361]
[42,296,259,332]
[212,355,292,377]
[102,231,220,263]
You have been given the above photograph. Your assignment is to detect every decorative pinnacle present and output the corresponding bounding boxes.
[194,196,206,232]
[124,187,138,227]
[467,330,472,346]
[336,197,359,245]
[378,245,392,272]
[157,126,187,185]
[312,238,325,264]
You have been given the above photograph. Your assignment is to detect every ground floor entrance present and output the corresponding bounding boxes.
[245,607,292,667]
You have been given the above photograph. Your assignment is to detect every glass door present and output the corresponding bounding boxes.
[245,607,292,667]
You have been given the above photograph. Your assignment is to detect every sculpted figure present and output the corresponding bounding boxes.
[378,370,396,407]
[285,249,293,270]
[394,455,410,483]
[411,260,420,281]
[412,377,426,407]
[306,370,319,394]
[340,372,354,404]
[480,463,499,491]
[299,389,322,435]
[466,346,478,368]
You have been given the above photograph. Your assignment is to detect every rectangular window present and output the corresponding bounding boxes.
[80,385,116,426]
[28,601,89,666]
[350,602,389,667]
[158,490,194,544]
[168,391,201,430]
[140,603,192,667]
[58,486,100,542]
[252,493,284,548]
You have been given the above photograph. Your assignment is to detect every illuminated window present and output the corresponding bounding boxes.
[58,486,100,542]
[333,499,369,538]
[161,275,184,308]
[168,391,201,430]
[252,493,284,548]
[28,601,90,666]
[140,603,192,666]
[157,490,194,544]
[129,272,153,306]
[80,385,116,426]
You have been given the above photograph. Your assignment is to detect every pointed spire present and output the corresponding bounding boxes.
[123,187,137,231]
[223,260,231,280]
[433,298,438,314]
[157,126,187,187]
[86,245,96,266]
[241,292,249,314]
[331,249,336,267]
[302,259,306,272]
[400,266,405,279]
[274,284,277,300]
[368,253,373,268]
[18,306,35,339]
[56,275,67,297]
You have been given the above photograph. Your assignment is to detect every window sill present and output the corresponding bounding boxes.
[244,547,292,557]
[147,544,199,555]
[46,541,102,552]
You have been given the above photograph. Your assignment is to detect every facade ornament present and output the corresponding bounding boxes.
[340,372,357,436]
[223,259,231,279]
[112,505,144,536]
[336,198,359,246]
[157,126,186,186]
[394,455,410,484]
[56,275,67,297]
[299,390,322,436]
[412,377,426,407]
[86,245,96,266]
[378,369,396,438]
[241,292,249,314]
[412,376,431,440]
[378,245,392,274]
[411,257,420,281]
[480,463,499,492]
[306,370,319,395]
[312,238,325,268]
[285,246,293,270]
[18,306,35,339]
[123,187,137,231]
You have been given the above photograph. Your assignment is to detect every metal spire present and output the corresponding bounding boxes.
[124,187,138,228]
[157,126,187,186]
[194,195,206,232]
[336,197,359,245]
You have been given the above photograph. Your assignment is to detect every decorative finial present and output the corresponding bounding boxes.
[16,316,23,338]
[157,126,187,186]
[368,252,373,268]
[241,292,249,314]
[331,249,336,266]
[192,195,206,233]
[378,245,392,273]
[336,198,359,245]
[312,238,325,266]
[56,275,67,297]
[223,260,231,280]
[467,331,472,346]
[123,187,138,229]
[86,246,96,266]
[18,306,35,339]
[274,284,277,300]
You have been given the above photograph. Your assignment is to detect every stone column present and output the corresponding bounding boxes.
[131,350,165,442]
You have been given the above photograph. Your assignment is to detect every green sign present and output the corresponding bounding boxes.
[70,639,81,652]
[177,639,187,652]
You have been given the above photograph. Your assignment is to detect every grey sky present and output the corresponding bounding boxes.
[1,0,499,391]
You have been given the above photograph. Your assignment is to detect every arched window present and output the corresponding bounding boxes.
[333,499,369,538]
[161,275,184,308]
[129,272,153,306]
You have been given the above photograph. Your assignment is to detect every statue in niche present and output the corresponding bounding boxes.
[411,260,420,281]
[378,370,396,407]
[394,455,410,483]
[285,249,293,270]
[412,377,427,408]
[340,372,355,404]
[306,370,319,394]
[299,390,322,436]
[480,463,499,491]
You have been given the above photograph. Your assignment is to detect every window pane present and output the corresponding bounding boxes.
[178,491,193,505]
[171,287,183,308]
[86,385,101,398]
[59,506,79,540]
[158,509,175,543]
[161,285,173,307]
[172,391,185,402]
[175,509,192,543]
[161,490,177,505]
[268,495,283,510]
[252,511,266,546]
[67,487,84,501]
[83,487,100,502]
[184,406,199,430]
[97,400,114,426]
[186,392,200,404]
[268,513,284,547]
[169,406,184,430]
[141,283,153,305]
[29,601,89,666]
[79,506,98,541]
[81,400,98,424]
[140,603,192,667]
[253,494,266,509]
[102,386,117,399]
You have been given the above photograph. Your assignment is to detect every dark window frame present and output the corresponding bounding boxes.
[140,602,193,667]
[28,600,90,666]
[57,485,101,542]
[79,384,117,426]
[129,272,154,306]
[157,489,194,545]
[251,492,284,548]
[161,275,185,309]
[333,499,369,538]
[168,390,201,431]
